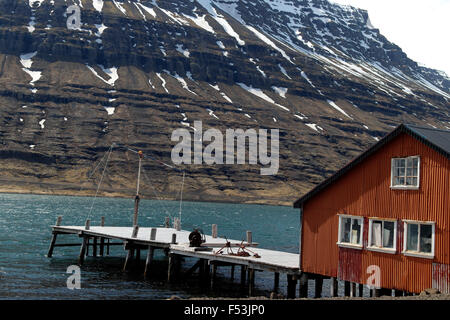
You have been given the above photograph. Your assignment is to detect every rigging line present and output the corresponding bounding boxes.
[140,165,174,220]
[113,143,183,172]
[178,171,185,224]
[86,144,114,220]
[60,144,113,223]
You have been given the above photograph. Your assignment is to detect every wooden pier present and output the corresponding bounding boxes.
[47,218,302,298]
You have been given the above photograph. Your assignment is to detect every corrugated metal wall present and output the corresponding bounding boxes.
[301,133,449,293]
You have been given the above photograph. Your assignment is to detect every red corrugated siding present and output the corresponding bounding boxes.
[301,132,449,293]
[338,247,361,283]
[433,263,450,294]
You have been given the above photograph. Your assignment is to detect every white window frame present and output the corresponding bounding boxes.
[402,220,435,259]
[390,156,420,190]
[337,215,364,250]
[367,218,397,254]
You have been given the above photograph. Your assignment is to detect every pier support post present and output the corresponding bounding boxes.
[210,262,217,290]
[47,232,58,258]
[344,281,350,296]
[199,259,210,287]
[314,277,323,298]
[100,238,105,256]
[350,282,357,297]
[230,265,235,281]
[287,274,297,299]
[359,283,364,297]
[240,265,247,288]
[123,246,135,272]
[299,273,308,298]
[248,269,255,297]
[273,272,280,293]
[394,289,403,297]
[168,253,175,282]
[135,248,141,268]
[330,277,338,297]
[246,231,252,244]
[93,237,97,257]
[144,247,154,278]
[78,236,88,265]
[212,224,218,238]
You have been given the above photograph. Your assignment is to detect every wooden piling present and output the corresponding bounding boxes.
[164,217,170,228]
[344,281,350,296]
[210,262,217,289]
[299,273,308,298]
[47,232,58,258]
[330,277,338,297]
[171,233,177,244]
[358,283,364,297]
[132,225,139,238]
[150,228,157,240]
[212,224,218,238]
[100,237,105,256]
[314,277,323,298]
[168,253,175,282]
[93,237,97,257]
[144,247,154,278]
[135,248,141,267]
[123,246,135,271]
[248,269,255,296]
[350,282,357,297]
[240,265,247,288]
[56,216,62,226]
[273,272,280,293]
[86,237,90,256]
[78,236,88,265]
[85,219,90,230]
[100,216,105,227]
[287,274,297,299]
[246,231,252,244]
[230,265,235,281]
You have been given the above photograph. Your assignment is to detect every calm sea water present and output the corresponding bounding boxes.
[0,193,307,299]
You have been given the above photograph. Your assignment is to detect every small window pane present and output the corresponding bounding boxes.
[383,221,395,248]
[406,177,414,186]
[396,159,405,167]
[371,221,382,247]
[420,224,432,253]
[398,177,405,185]
[407,224,419,251]
[412,178,418,186]
[413,158,418,167]
[406,168,413,176]
[341,218,351,243]
[351,219,361,245]
[406,158,413,167]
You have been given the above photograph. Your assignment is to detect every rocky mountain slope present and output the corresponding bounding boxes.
[0,0,448,206]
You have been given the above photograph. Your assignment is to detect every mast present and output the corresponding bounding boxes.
[133,150,144,227]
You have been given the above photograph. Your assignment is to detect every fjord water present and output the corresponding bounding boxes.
[0,193,301,299]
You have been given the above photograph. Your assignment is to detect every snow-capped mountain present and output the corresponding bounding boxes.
[0,0,448,205]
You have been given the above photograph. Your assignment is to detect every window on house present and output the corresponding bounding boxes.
[391,156,420,188]
[404,221,434,257]
[368,219,396,251]
[338,216,363,247]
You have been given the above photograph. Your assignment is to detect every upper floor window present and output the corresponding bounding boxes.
[368,219,397,253]
[391,156,420,189]
[337,215,363,249]
[403,220,435,258]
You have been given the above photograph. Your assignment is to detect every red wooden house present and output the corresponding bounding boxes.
[293,123,450,295]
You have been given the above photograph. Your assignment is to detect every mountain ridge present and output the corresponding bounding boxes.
[0,0,448,206]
